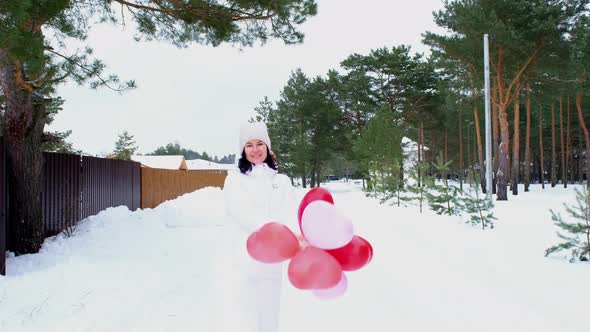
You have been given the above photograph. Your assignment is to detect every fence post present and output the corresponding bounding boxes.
[1,137,6,275]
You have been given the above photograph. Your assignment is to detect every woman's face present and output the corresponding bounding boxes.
[244,139,268,165]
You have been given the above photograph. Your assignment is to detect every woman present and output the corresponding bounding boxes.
[221,122,297,332]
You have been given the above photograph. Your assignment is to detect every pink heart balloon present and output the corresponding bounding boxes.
[301,201,354,250]
[246,222,300,263]
[298,188,335,229]
[287,247,343,289]
[312,273,348,300]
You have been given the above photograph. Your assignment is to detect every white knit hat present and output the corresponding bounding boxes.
[239,122,272,153]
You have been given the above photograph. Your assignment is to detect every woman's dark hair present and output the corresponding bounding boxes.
[238,147,278,174]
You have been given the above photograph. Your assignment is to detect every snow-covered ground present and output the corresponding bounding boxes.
[1,181,589,332]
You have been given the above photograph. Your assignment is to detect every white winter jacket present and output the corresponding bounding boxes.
[223,163,298,277]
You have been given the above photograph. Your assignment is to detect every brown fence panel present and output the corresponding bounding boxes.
[0,137,5,275]
[141,168,227,209]
[81,156,140,220]
[42,153,81,237]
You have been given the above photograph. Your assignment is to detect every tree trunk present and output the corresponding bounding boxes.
[315,153,321,188]
[494,49,511,201]
[0,53,46,254]
[418,124,423,190]
[497,100,510,200]
[301,172,307,189]
[511,92,521,195]
[467,123,471,180]
[444,130,449,181]
[566,96,571,185]
[297,121,307,188]
[458,107,463,191]
[524,83,531,192]
[492,83,499,194]
[474,105,485,193]
[539,100,545,189]
[560,96,566,188]
[578,128,584,184]
[551,101,557,187]
[576,93,590,188]
[444,130,448,164]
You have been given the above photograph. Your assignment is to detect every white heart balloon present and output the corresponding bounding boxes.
[301,200,354,249]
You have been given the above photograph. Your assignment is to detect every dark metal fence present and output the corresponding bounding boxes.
[1,142,141,275]
[0,137,6,275]
[43,153,81,236]
[81,156,141,220]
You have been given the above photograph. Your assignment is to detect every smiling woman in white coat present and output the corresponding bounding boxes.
[221,122,298,332]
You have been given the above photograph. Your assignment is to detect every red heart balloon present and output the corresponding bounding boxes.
[325,235,373,271]
[288,246,343,289]
[246,222,300,263]
[298,188,335,230]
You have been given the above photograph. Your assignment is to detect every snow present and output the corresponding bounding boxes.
[131,155,186,169]
[1,182,589,332]
[402,136,429,171]
[185,158,234,171]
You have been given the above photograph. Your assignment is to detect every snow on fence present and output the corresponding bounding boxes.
[0,142,228,275]
[0,145,141,275]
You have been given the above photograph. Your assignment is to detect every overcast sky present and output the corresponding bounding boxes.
[50,0,446,158]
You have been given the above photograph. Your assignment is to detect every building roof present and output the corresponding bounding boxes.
[131,155,188,170]
[186,158,234,171]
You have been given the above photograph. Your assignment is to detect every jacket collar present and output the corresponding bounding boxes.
[246,163,277,178]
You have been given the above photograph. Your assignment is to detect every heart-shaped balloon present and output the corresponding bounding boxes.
[298,187,335,229]
[246,222,300,263]
[288,246,343,289]
[301,201,354,250]
[326,235,373,271]
[312,273,348,300]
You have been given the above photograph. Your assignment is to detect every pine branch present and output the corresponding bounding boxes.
[45,49,134,92]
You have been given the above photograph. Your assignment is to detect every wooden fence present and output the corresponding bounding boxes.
[140,168,227,209]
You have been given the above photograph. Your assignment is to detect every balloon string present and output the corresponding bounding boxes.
[298,234,309,249]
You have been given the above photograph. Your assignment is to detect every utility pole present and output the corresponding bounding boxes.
[484,34,493,203]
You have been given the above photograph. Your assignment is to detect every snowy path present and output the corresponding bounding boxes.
[1,183,590,332]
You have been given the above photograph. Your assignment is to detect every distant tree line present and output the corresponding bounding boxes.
[41,128,236,164]
[148,142,235,164]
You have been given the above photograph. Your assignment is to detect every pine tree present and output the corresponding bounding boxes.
[113,131,138,160]
[403,160,434,213]
[250,97,274,123]
[219,154,236,164]
[41,130,80,154]
[0,0,317,254]
[460,168,496,230]
[381,159,406,207]
[545,187,590,262]
[151,143,184,156]
[426,153,461,216]
[355,105,403,200]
